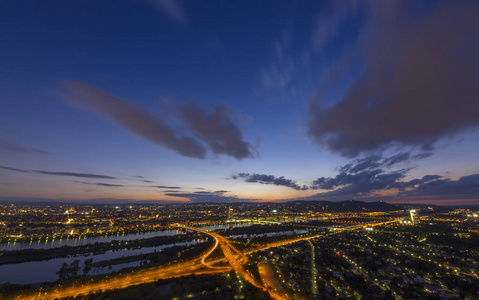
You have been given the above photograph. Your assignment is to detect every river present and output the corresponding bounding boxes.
[0,239,204,284]
[0,229,186,251]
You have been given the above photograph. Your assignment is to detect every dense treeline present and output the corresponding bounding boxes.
[217,224,303,236]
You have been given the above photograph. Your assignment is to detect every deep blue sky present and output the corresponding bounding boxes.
[1,0,479,205]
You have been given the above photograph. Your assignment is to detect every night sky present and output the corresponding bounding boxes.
[1,1,479,205]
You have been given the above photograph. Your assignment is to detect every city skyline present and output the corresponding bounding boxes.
[1,1,479,205]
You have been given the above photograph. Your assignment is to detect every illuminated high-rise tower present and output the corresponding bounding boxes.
[227,201,233,220]
[410,209,419,225]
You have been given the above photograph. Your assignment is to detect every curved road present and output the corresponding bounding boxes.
[174,225,288,300]
[17,221,392,300]
[20,261,229,300]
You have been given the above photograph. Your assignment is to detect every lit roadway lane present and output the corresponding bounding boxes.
[19,221,390,300]
[308,240,318,299]
[258,264,286,295]
[246,233,324,255]
[175,225,288,300]
[20,252,230,300]
[200,233,220,267]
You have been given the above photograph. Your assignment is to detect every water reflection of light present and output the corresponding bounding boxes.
[0,239,205,285]
[0,229,187,251]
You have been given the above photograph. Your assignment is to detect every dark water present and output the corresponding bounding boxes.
[0,229,185,251]
[228,229,309,239]
[0,239,204,284]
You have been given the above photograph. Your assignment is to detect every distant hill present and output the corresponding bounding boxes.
[277,200,400,212]
[1,197,451,212]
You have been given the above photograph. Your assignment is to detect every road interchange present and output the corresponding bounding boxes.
[17,220,399,300]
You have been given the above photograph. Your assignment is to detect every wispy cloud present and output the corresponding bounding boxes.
[151,0,188,24]
[0,139,51,155]
[311,1,360,52]
[0,165,117,179]
[164,190,255,203]
[33,170,117,179]
[134,176,153,183]
[0,166,29,173]
[154,185,181,189]
[74,181,124,187]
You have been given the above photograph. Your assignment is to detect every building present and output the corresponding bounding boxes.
[410,209,419,225]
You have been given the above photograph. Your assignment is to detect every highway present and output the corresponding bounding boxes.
[258,263,286,295]
[200,233,221,267]
[19,252,230,300]
[176,225,288,300]
[16,220,396,299]
[246,232,324,255]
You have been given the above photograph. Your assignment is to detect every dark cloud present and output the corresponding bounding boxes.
[312,168,401,192]
[307,164,479,203]
[134,176,152,183]
[308,153,437,200]
[338,152,419,175]
[63,81,207,159]
[154,186,180,189]
[0,165,117,179]
[232,152,433,196]
[413,152,433,160]
[75,181,124,187]
[95,183,123,187]
[0,139,51,155]
[308,2,479,157]
[33,170,117,179]
[313,171,405,201]
[400,174,479,197]
[232,173,307,191]
[165,193,191,197]
[63,81,255,160]
[0,166,29,173]
[338,154,382,174]
[194,191,214,195]
[384,152,410,167]
[164,190,253,203]
[390,175,442,190]
[421,175,442,182]
[306,152,479,202]
[192,190,228,196]
[179,103,256,159]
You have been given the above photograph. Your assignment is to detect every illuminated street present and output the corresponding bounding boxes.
[258,263,286,295]
[175,225,288,300]
[18,258,229,300]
